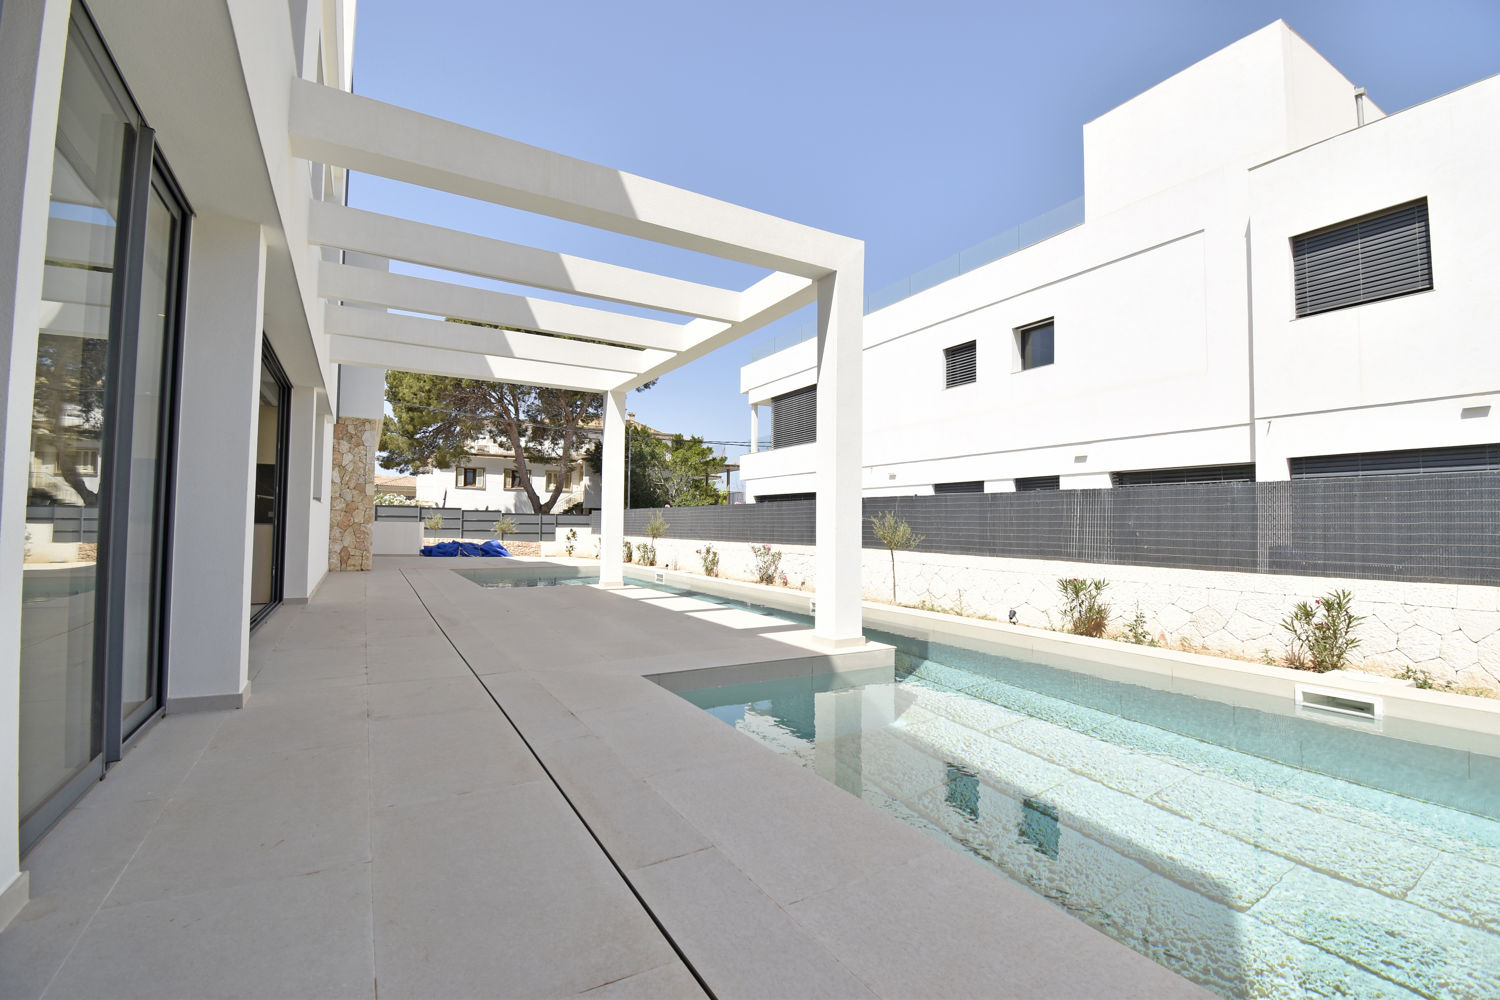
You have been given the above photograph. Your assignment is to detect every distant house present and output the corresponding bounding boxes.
[412,439,597,513]
[372,474,416,502]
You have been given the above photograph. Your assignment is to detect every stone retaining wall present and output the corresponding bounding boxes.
[617,533,1500,691]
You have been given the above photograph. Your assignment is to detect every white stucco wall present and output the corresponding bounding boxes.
[1247,73,1500,477]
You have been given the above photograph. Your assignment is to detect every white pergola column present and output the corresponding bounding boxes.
[0,0,72,931]
[599,388,627,586]
[813,255,865,644]
[749,403,760,453]
[166,215,267,711]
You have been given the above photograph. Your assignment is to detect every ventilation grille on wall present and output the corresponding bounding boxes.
[944,340,976,388]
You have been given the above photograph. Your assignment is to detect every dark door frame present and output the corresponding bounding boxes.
[250,340,292,631]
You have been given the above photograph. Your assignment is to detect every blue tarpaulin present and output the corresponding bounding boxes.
[420,540,511,557]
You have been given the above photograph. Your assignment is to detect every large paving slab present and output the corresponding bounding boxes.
[2,559,1208,999]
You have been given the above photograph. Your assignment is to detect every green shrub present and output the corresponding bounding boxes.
[1280,588,1364,672]
[750,544,781,586]
[1121,606,1157,646]
[491,516,517,540]
[564,528,577,557]
[622,539,633,563]
[423,513,444,532]
[696,543,719,577]
[645,512,669,541]
[1057,578,1110,637]
[636,542,655,566]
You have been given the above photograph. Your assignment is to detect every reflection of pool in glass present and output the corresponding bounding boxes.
[677,657,1500,1000]
[21,566,96,604]
[453,567,598,589]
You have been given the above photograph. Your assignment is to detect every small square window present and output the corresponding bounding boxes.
[504,469,524,490]
[1017,320,1054,370]
[545,470,572,492]
[456,466,484,489]
[943,341,976,388]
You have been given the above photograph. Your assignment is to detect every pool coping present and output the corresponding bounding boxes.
[626,565,1500,756]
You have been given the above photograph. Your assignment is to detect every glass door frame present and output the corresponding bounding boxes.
[19,3,191,854]
[250,340,291,631]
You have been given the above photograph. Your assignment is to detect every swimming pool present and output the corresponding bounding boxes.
[453,567,599,589]
[661,585,1500,999]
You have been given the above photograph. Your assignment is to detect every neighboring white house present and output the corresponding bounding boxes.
[739,21,1500,500]
[411,441,597,513]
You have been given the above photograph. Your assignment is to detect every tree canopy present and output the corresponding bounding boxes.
[380,370,599,514]
[597,426,728,508]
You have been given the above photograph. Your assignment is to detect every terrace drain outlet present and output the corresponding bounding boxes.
[1295,684,1382,722]
[654,571,665,584]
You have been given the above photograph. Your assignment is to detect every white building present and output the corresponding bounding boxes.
[739,21,1500,500]
[0,0,867,925]
[410,445,597,514]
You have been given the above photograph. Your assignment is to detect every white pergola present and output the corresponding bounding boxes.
[287,80,867,645]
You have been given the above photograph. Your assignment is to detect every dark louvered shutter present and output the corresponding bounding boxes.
[1014,475,1060,491]
[1293,200,1431,317]
[944,341,976,388]
[1110,464,1255,487]
[771,385,816,448]
[1291,444,1500,479]
[933,481,983,494]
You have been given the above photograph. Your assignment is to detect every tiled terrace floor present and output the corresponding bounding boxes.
[1,558,1204,999]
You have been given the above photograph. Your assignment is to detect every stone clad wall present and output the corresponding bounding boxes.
[329,416,380,571]
[618,533,1500,692]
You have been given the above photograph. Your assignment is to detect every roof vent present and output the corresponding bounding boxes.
[1354,87,1368,127]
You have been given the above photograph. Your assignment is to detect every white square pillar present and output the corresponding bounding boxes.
[599,388,626,585]
[166,215,267,710]
[749,403,760,453]
[814,252,865,644]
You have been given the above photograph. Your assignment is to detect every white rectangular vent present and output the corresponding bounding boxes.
[1295,684,1382,721]
[654,571,665,584]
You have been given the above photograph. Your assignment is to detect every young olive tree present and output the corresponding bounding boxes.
[871,511,923,603]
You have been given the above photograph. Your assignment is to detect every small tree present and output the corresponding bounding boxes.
[423,513,445,532]
[871,511,924,603]
[1057,578,1110,637]
[750,544,781,586]
[564,528,578,557]
[491,515,518,541]
[1280,589,1364,672]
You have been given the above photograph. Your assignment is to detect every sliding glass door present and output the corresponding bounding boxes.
[18,5,189,852]
[250,342,290,628]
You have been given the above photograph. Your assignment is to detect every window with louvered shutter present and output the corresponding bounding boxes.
[1290,444,1500,479]
[771,385,816,448]
[1292,200,1432,317]
[944,341,976,388]
[934,481,983,494]
[1014,475,1060,491]
[1110,464,1255,487]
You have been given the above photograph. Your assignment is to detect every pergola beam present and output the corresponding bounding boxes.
[309,202,745,322]
[325,304,666,374]
[328,335,627,392]
[319,262,689,352]
[617,272,814,391]
[289,78,856,277]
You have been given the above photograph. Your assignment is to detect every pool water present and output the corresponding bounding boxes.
[669,596,1500,999]
[454,568,599,589]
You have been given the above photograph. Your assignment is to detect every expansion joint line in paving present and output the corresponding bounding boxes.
[399,571,719,1000]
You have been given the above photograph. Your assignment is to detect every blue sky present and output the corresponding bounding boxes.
[354,0,1500,476]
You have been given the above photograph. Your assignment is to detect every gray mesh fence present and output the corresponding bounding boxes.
[602,471,1500,586]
